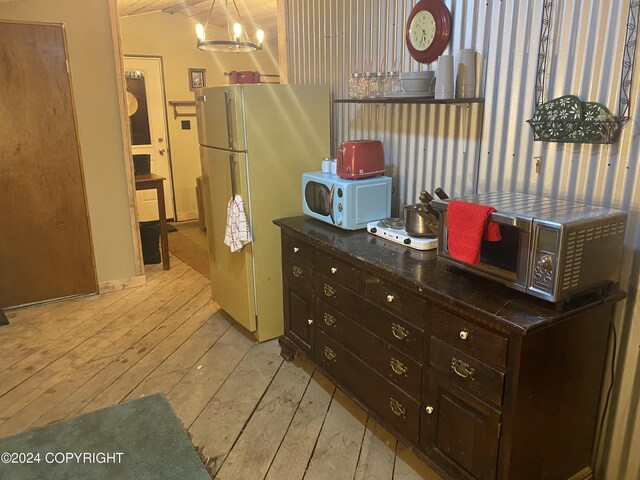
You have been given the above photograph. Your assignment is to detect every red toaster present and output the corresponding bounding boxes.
[228,71,260,84]
[337,140,385,179]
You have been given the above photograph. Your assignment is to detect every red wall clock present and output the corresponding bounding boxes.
[405,0,451,64]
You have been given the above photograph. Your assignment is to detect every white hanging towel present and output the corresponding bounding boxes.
[224,194,252,252]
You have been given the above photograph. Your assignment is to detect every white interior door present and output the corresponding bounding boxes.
[124,56,175,221]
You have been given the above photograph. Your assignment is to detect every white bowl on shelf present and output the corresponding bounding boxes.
[400,71,435,78]
[399,71,436,93]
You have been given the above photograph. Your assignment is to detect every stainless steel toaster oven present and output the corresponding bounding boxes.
[431,192,627,304]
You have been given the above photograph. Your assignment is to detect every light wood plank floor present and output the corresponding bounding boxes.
[168,220,210,279]
[0,256,442,479]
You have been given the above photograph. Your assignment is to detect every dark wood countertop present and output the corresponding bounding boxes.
[274,216,625,334]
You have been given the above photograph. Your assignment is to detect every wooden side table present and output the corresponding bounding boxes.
[135,173,170,270]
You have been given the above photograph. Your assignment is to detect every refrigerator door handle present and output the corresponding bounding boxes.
[224,91,235,150]
[228,154,237,198]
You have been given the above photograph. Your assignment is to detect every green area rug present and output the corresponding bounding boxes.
[0,394,211,480]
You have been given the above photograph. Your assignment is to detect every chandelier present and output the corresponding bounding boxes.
[195,0,264,52]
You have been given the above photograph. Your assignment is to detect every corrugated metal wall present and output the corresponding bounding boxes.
[288,0,492,212]
[284,1,640,478]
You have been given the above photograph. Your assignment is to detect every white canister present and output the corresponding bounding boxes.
[456,49,477,98]
[435,55,454,100]
[322,158,333,173]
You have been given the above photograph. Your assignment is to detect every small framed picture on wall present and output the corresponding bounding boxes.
[189,68,206,91]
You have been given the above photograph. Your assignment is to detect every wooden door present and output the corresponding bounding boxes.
[0,21,97,308]
[124,56,176,221]
[421,373,501,480]
[284,285,313,353]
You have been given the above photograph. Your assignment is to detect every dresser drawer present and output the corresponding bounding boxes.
[282,234,314,265]
[364,275,426,325]
[315,329,420,442]
[317,301,422,398]
[429,336,505,407]
[361,299,424,361]
[315,273,360,319]
[283,257,312,294]
[315,251,361,290]
[432,307,508,370]
[316,301,354,334]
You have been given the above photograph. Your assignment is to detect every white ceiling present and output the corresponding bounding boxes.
[118,0,278,46]
[0,0,278,45]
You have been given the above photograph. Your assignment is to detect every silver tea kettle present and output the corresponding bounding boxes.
[404,190,438,238]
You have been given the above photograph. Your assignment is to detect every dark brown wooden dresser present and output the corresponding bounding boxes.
[274,216,624,480]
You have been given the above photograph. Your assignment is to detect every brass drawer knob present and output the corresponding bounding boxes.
[386,294,394,303]
[323,313,336,326]
[292,266,304,278]
[390,357,408,376]
[451,357,475,380]
[307,318,313,325]
[391,323,409,340]
[323,284,336,297]
[324,346,336,361]
[389,398,406,418]
[330,267,338,274]
[459,330,469,340]
[425,405,434,415]
[293,247,299,253]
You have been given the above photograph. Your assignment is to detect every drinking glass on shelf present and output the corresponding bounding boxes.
[348,73,362,99]
[362,73,376,98]
[358,73,367,98]
[374,72,387,98]
[387,73,401,95]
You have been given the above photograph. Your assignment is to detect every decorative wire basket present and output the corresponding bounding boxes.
[527,0,638,145]
[526,117,629,144]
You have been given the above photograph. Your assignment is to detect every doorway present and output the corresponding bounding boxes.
[124,56,176,221]
[0,21,97,308]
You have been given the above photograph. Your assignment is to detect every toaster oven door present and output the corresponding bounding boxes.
[304,181,335,224]
[439,214,531,289]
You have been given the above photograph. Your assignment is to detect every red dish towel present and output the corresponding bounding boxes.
[447,200,502,264]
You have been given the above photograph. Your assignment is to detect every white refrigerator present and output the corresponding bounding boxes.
[196,84,330,341]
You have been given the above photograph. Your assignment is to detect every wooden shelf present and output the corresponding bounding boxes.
[168,101,196,118]
[333,97,483,105]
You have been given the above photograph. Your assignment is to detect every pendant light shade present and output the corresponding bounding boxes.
[195,0,264,52]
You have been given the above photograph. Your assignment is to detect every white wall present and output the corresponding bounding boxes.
[284,0,640,477]
[120,12,279,221]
